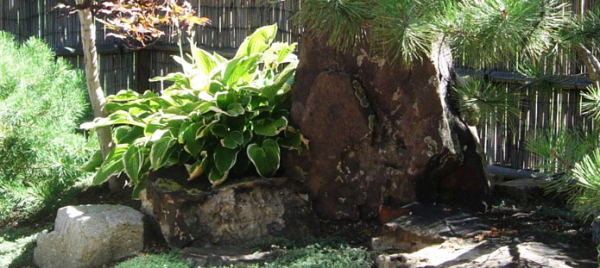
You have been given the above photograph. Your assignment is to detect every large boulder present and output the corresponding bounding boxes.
[33,205,144,268]
[286,33,490,220]
[141,166,319,248]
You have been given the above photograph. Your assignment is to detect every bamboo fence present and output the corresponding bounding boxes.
[0,0,597,171]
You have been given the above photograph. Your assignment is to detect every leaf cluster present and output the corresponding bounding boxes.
[81,25,306,197]
[55,0,211,46]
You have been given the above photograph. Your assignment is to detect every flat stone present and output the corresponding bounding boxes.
[377,240,597,268]
[33,205,144,268]
[372,203,489,252]
[181,247,281,267]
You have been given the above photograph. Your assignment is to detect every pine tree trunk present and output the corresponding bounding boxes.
[76,0,121,191]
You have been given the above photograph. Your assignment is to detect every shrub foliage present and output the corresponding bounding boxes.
[0,32,94,221]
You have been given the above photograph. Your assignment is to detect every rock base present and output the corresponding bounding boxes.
[141,167,319,248]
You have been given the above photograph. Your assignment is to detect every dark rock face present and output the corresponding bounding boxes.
[142,166,318,248]
[286,33,489,221]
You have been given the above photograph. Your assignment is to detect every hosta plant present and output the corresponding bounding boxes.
[81,25,305,197]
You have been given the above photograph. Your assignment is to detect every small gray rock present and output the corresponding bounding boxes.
[33,205,144,268]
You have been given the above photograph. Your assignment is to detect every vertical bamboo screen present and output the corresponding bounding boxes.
[0,0,597,171]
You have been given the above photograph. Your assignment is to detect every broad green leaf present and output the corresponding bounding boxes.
[197,121,217,138]
[177,121,192,143]
[106,90,139,102]
[114,126,133,144]
[214,145,239,174]
[224,113,247,131]
[150,129,170,142]
[144,97,175,109]
[150,136,177,170]
[247,139,280,177]
[261,61,298,101]
[208,167,228,186]
[232,150,251,175]
[163,105,188,116]
[80,150,103,172]
[213,52,228,64]
[235,24,277,58]
[149,72,187,83]
[253,116,288,136]
[216,92,235,110]
[226,103,245,117]
[144,120,167,137]
[188,154,210,180]
[141,91,160,98]
[173,55,194,74]
[180,122,204,157]
[132,176,147,199]
[222,57,244,87]
[242,131,253,146]
[277,127,304,153]
[208,80,225,95]
[123,144,143,183]
[94,144,128,185]
[211,124,228,137]
[277,43,298,64]
[194,101,217,114]
[225,55,261,87]
[191,43,218,77]
[80,110,146,129]
[221,131,243,149]
[105,102,154,115]
[189,72,209,91]
[262,42,298,69]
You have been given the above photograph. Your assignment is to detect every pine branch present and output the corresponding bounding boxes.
[576,44,600,83]
[551,148,574,170]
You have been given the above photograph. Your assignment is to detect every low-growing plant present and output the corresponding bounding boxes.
[82,25,305,197]
[0,226,48,268]
[113,251,189,268]
[260,244,372,268]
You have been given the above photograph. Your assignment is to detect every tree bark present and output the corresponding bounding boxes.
[76,0,121,191]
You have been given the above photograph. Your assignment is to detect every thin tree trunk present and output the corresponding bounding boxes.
[76,0,121,191]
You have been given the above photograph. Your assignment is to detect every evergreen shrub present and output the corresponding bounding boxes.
[0,32,95,221]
